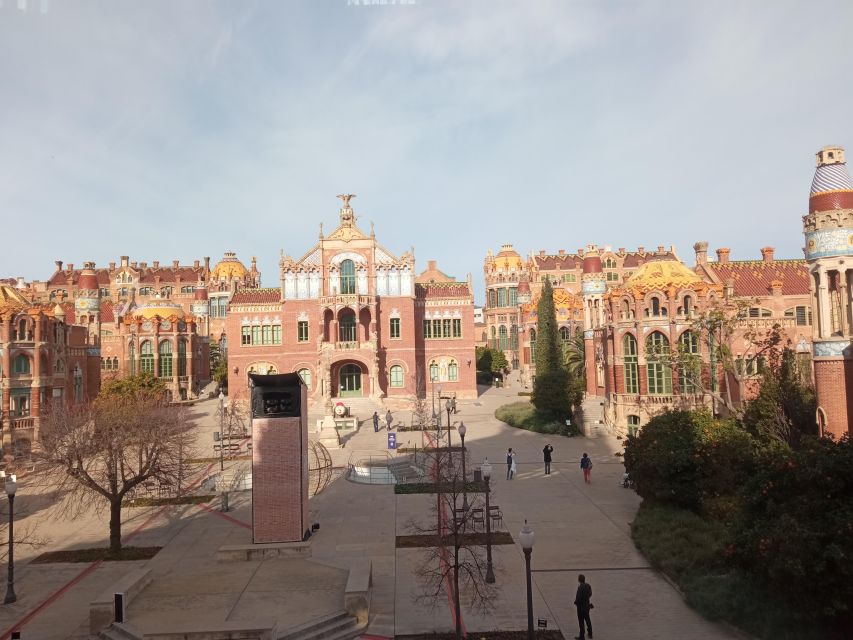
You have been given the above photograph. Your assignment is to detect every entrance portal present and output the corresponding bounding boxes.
[339,363,362,397]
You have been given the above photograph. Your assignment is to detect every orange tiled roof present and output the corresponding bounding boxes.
[415,282,471,299]
[706,260,810,297]
[230,288,280,305]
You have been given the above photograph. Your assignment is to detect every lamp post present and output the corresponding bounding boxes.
[2,472,16,604]
[519,520,536,640]
[481,460,495,583]
[217,390,225,472]
[445,399,452,449]
[458,423,468,510]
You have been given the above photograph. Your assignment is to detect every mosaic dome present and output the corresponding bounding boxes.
[134,297,185,320]
[211,251,248,281]
[494,244,524,271]
[621,259,702,293]
[809,146,853,212]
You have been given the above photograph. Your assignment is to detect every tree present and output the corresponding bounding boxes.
[475,346,492,373]
[210,341,228,389]
[100,372,167,398]
[532,278,570,421]
[490,349,508,374]
[563,328,586,415]
[37,387,195,553]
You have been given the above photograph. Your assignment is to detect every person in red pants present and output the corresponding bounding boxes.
[580,453,593,484]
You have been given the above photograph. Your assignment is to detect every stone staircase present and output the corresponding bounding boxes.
[580,395,607,437]
[387,455,426,483]
[98,623,142,640]
[277,610,363,640]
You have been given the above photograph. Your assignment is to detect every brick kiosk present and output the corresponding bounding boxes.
[250,372,309,544]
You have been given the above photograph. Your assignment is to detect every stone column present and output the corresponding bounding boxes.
[817,267,831,338]
[31,345,41,418]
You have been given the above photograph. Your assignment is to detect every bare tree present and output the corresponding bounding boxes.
[36,389,195,553]
[409,442,496,639]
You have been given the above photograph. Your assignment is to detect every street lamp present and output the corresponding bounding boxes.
[481,460,495,583]
[519,520,536,640]
[445,399,452,449]
[217,391,225,472]
[2,472,17,604]
[458,423,468,510]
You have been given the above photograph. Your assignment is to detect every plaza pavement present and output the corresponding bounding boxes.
[0,387,738,639]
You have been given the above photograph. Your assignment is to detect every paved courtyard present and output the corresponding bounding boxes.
[0,386,737,639]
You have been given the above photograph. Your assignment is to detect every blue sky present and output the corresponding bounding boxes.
[2,0,853,303]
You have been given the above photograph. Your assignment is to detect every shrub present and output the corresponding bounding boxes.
[495,401,578,435]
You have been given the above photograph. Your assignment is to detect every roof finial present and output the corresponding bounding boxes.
[337,194,356,227]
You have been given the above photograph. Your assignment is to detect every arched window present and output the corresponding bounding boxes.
[681,295,693,317]
[429,361,439,382]
[604,257,617,269]
[510,324,518,350]
[559,326,571,342]
[649,296,666,317]
[499,326,509,350]
[678,331,699,393]
[297,368,312,390]
[129,341,136,376]
[627,415,641,437]
[623,334,639,394]
[339,310,357,342]
[158,341,173,378]
[177,340,187,377]
[140,341,154,374]
[646,332,672,395]
[448,360,458,382]
[160,286,173,297]
[13,355,30,375]
[340,259,356,295]
[16,319,27,341]
[389,365,404,388]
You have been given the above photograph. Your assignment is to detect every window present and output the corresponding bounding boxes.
[262,325,272,345]
[160,286,172,297]
[181,286,195,294]
[623,334,639,394]
[251,326,261,345]
[497,288,507,307]
[510,324,518,349]
[99,287,110,298]
[389,365,404,387]
[562,273,577,283]
[429,361,439,382]
[530,329,536,360]
[559,326,571,342]
[13,355,30,374]
[241,326,251,345]
[272,325,281,344]
[489,325,496,349]
[627,415,641,437]
[452,319,462,338]
[158,341,173,378]
[606,272,619,282]
[140,341,154,374]
[390,317,400,339]
[785,306,812,326]
[678,331,699,393]
[138,287,154,296]
[648,297,666,317]
[297,368,312,390]
[680,295,693,317]
[339,311,357,342]
[448,360,458,381]
[508,287,518,307]
[425,319,434,340]
[745,307,772,318]
[340,259,356,295]
[604,257,617,269]
[297,321,309,342]
[499,326,509,350]
[443,318,452,338]
[646,332,672,395]
[178,340,187,376]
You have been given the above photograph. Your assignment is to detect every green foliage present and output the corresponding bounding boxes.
[532,279,571,421]
[394,481,484,495]
[732,436,853,629]
[210,341,228,387]
[99,373,167,400]
[476,346,508,374]
[490,350,508,373]
[495,401,578,436]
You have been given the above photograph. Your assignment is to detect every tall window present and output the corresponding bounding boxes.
[508,287,518,307]
[510,324,518,349]
[140,341,154,374]
[627,415,641,437]
[340,259,356,294]
[646,332,672,395]
[272,325,281,344]
[158,341,173,378]
[177,340,187,376]
[297,368,312,390]
[74,364,83,402]
[262,325,272,345]
[242,326,251,345]
[429,361,439,382]
[681,295,693,317]
[297,321,309,342]
[13,355,30,374]
[604,257,617,269]
[785,306,812,326]
[678,331,699,393]
[649,296,666,317]
[488,290,497,308]
[623,334,639,394]
[390,318,400,339]
[252,326,261,345]
[530,329,536,360]
[499,326,509,350]
[390,365,404,387]
[339,310,357,341]
[129,341,136,375]
[559,326,571,342]
[497,288,507,307]
[452,319,462,338]
[448,360,458,381]
[489,326,496,349]
[425,320,434,340]
[443,318,452,338]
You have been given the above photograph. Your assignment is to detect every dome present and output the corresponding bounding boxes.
[582,255,602,274]
[211,251,248,281]
[494,244,524,271]
[809,146,853,212]
[134,296,185,320]
[622,259,702,293]
[523,286,582,319]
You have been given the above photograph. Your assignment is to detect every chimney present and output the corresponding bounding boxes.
[204,257,211,272]
[54,260,63,271]
[769,280,783,296]
[140,262,148,269]
[716,248,730,264]
[131,261,138,268]
[16,277,25,289]
[109,262,116,270]
[558,249,566,256]
[539,250,546,257]
[120,256,129,267]
[761,247,775,263]
[693,241,708,265]
[193,260,200,269]
[618,247,625,255]
[172,259,180,269]
[153,261,160,269]
[578,248,584,257]
[427,259,437,271]
[657,245,665,253]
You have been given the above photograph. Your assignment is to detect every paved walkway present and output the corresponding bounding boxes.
[0,388,736,639]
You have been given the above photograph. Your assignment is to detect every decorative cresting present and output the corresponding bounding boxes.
[211,251,249,281]
[804,146,853,259]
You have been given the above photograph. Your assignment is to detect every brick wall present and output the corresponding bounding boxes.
[814,359,852,439]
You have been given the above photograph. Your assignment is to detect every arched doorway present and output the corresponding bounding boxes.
[339,363,362,397]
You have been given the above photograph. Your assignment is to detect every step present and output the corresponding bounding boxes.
[99,623,142,640]
[277,610,355,640]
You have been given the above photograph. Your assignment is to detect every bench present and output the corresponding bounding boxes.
[344,558,372,626]
[90,567,152,635]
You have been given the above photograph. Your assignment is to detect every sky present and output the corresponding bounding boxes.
[2,0,853,304]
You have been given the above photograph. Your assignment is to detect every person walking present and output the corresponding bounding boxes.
[372,411,380,433]
[451,395,457,414]
[506,448,515,480]
[580,453,593,484]
[543,444,554,475]
[573,574,593,639]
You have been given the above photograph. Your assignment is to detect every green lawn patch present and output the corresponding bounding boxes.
[31,546,162,563]
[396,531,514,548]
[395,481,485,495]
[125,494,215,507]
[495,401,577,435]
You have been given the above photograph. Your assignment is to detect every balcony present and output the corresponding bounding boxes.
[335,341,362,350]
[10,417,35,430]
[319,294,374,308]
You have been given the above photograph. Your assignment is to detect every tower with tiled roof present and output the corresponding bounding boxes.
[74,261,101,343]
[803,145,853,438]
[581,246,606,396]
[191,279,210,336]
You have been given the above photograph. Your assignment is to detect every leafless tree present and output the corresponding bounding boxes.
[408,442,496,639]
[36,390,196,552]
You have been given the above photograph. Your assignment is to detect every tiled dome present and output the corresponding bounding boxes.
[622,259,701,293]
[134,296,184,320]
[211,251,248,281]
[809,146,853,212]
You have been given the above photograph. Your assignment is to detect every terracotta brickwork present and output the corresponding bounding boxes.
[813,360,852,438]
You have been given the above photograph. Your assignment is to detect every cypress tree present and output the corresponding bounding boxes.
[532,278,571,421]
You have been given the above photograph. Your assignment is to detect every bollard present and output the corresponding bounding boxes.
[114,592,124,623]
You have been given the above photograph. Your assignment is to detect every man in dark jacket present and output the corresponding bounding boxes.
[543,444,554,475]
[372,412,379,433]
[573,574,593,639]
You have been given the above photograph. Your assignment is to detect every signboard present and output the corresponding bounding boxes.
[387,432,397,450]
[538,619,548,628]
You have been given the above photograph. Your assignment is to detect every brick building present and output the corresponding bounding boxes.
[226,196,477,407]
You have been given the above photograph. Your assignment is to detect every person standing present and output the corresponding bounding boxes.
[372,411,380,433]
[580,453,593,484]
[543,444,554,475]
[506,448,515,480]
[573,574,593,639]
